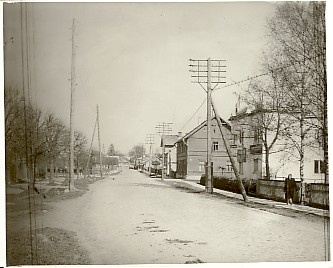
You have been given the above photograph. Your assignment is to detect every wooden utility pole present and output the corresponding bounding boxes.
[83,118,97,179]
[156,122,172,180]
[206,58,213,193]
[97,105,103,179]
[162,124,165,179]
[211,99,248,202]
[69,18,76,191]
[141,143,144,170]
[189,58,226,193]
[145,134,155,174]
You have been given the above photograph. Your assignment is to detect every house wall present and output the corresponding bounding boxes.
[265,122,325,183]
[268,146,325,183]
[176,116,264,181]
[166,146,177,177]
[229,113,263,180]
[176,140,187,178]
[186,120,234,180]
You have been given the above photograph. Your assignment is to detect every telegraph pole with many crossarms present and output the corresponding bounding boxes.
[156,122,172,180]
[145,134,155,175]
[189,58,226,193]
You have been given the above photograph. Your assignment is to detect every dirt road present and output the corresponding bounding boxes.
[37,169,327,264]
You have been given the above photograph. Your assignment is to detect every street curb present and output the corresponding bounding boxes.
[162,178,329,218]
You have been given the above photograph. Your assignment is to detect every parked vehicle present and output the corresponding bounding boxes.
[150,160,162,177]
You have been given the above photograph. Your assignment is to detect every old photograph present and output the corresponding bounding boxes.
[2,1,330,266]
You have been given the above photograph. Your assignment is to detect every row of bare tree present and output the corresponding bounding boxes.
[241,2,327,182]
[4,87,108,186]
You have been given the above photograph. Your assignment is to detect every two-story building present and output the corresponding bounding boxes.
[229,107,325,183]
[229,108,263,181]
[175,117,235,181]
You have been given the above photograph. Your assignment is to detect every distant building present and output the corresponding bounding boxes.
[160,134,180,178]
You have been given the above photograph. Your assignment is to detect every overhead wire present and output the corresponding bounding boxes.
[25,3,39,263]
[21,2,34,264]
[179,98,206,132]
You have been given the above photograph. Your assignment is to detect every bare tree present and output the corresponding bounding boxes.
[74,131,88,179]
[43,113,67,184]
[129,144,145,163]
[266,1,327,187]
[241,68,293,180]
[4,88,26,183]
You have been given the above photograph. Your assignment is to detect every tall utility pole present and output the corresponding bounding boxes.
[145,134,155,174]
[141,143,144,169]
[69,18,76,191]
[156,122,173,180]
[189,58,226,193]
[83,117,97,179]
[207,58,213,193]
[97,105,103,179]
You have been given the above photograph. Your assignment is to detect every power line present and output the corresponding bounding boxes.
[179,98,206,131]
[213,59,314,92]
[214,72,269,92]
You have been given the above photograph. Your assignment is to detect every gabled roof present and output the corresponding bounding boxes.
[176,116,231,144]
[160,134,179,148]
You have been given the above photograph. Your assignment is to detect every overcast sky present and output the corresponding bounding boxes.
[4,2,278,153]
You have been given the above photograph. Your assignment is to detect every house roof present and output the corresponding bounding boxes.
[160,134,179,148]
[176,116,231,144]
[229,107,265,121]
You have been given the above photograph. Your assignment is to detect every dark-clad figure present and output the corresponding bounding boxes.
[284,174,298,205]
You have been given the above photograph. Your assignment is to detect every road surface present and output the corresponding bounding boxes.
[42,168,328,264]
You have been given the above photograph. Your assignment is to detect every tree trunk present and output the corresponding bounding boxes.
[49,160,55,184]
[265,146,270,180]
[299,109,305,205]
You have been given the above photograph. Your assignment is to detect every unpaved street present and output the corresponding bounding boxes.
[41,169,327,264]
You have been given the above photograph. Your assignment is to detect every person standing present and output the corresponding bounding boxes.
[284,174,298,205]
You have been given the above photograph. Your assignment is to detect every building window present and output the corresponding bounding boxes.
[239,130,244,144]
[253,159,258,174]
[213,141,219,151]
[199,162,205,172]
[253,128,260,143]
[231,134,237,145]
[239,162,243,175]
[314,160,325,174]
[237,148,246,163]
[227,163,233,172]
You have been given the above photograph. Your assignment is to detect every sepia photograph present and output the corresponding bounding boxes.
[2,1,330,266]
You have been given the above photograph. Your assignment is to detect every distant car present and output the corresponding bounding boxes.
[129,164,134,169]
[150,160,162,177]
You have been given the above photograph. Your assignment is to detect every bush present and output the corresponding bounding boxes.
[200,175,256,196]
